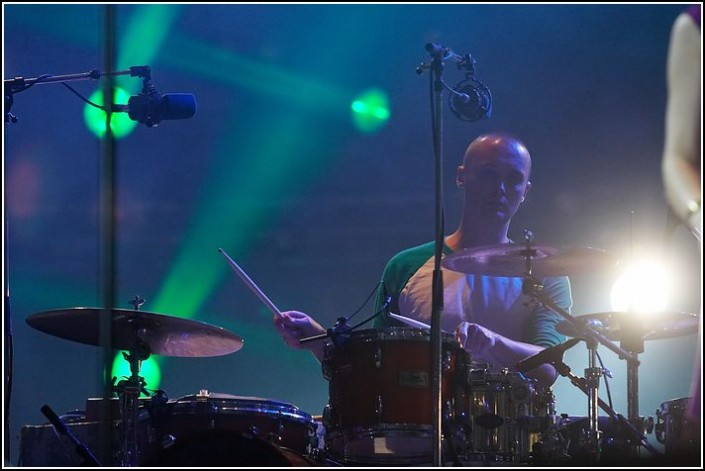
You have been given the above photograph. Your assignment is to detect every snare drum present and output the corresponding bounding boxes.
[466,368,554,463]
[145,391,318,465]
[321,327,472,465]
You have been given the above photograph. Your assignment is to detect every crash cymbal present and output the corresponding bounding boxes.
[442,244,617,277]
[26,308,244,357]
[556,311,699,341]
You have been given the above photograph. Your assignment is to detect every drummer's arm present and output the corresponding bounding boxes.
[455,323,558,387]
[487,336,558,387]
[274,311,327,362]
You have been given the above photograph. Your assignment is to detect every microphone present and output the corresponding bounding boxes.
[41,404,102,466]
[40,404,70,435]
[449,76,492,122]
[425,42,467,63]
[115,92,197,127]
[515,338,582,373]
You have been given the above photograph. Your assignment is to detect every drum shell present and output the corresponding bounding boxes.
[146,393,317,459]
[144,429,320,467]
[655,397,700,457]
[466,369,554,462]
[321,328,472,465]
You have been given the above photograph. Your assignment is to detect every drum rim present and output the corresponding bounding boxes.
[325,326,459,343]
[166,396,315,424]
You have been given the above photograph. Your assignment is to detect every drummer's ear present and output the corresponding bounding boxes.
[521,181,531,202]
[456,166,466,189]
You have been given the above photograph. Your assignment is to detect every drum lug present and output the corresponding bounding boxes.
[322,404,335,428]
[374,345,382,368]
[160,433,176,449]
[640,416,654,435]
[443,349,452,371]
[375,395,383,418]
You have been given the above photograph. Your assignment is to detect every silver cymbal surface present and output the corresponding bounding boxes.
[26,307,244,357]
[442,243,618,277]
[556,311,699,341]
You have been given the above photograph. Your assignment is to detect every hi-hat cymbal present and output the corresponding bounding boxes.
[556,311,699,341]
[442,244,617,277]
[26,308,244,357]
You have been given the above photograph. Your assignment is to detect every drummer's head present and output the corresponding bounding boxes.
[456,132,532,221]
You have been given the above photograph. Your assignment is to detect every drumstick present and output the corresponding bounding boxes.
[389,313,450,333]
[218,248,283,318]
[389,312,431,330]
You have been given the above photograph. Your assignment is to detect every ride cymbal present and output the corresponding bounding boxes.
[26,307,244,357]
[442,244,618,277]
[555,311,699,341]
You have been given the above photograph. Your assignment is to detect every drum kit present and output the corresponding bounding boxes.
[23,240,700,467]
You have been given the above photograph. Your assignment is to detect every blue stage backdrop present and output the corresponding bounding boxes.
[3,3,700,466]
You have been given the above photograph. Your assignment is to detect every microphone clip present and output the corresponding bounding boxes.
[327,317,353,348]
[127,75,162,127]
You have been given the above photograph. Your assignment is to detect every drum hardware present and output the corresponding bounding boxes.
[442,229,658,463]
[26,301,245,466]
[655,397,700,458]
[300,295,393,349]
[556,309,698,456]
[461,367,555,464]
[546,356,659,458]
[555,415,653,465]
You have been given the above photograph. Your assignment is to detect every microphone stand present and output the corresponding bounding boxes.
[419,45,446,467]
[2,53,147,471]
[4,66,151,94]
[416,44,481,467]
[4,72,16,467]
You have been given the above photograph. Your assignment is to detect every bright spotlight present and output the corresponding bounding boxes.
[610,257,673,314]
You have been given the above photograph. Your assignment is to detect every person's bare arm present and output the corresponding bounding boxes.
[274,310,327,362]
[662,12,702,239]
[455,322,558,387]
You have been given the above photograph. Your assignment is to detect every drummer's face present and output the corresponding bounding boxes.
[459,142,531,221]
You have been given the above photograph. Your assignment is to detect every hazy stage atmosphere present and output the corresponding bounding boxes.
[3,3,701,467]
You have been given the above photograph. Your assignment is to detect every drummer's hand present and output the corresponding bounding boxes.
[455,321,497,357]
[274,311,326,350]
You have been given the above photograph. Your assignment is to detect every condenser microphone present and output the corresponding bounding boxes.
[450,77,492,122]
[116,92,197,127]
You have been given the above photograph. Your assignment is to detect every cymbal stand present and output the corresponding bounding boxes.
[619,316,646,457]
[518,231,639,461]
[584,336,602,461]
[113,340,149,467]
[550,359,659,457]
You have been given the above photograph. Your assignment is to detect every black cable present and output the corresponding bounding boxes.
[61,82,105,110]
[8,74,52,94]
[596,350,613,411]
[348,295,392,331]
[344,281,383,323]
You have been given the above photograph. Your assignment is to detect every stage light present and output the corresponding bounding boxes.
[610,256,673,314]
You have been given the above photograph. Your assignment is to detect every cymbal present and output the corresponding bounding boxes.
[442,244,617,277]
[556,311,699,341]
[26,308,244,357]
